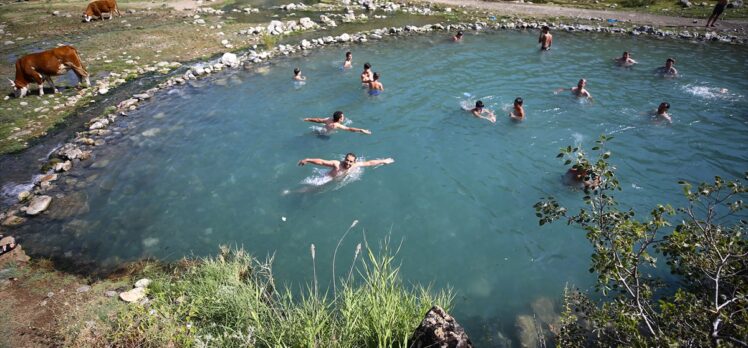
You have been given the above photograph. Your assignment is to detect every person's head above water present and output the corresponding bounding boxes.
[665,58,675,67]
[514,97,523,106]
[294,67,301,75]
[622,51,630,59]
[372,72,380,81]
[475,100,485,109]
[345,51,352,60]
[658,102,670,113]
[364,63,371,70]
[456,31,463,38]
[342,153,357,168]
[333,111,345,122]
[542,25,550,33]
[578,78,587,88]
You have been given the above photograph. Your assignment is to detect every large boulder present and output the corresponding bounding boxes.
[220,52,239,67]
[119,287,146,303]
[26,195,52,216]
[410,306,473,348]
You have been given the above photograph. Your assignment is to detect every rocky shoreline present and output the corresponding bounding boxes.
[1,0,746,255]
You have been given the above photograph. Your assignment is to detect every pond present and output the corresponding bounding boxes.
[6,30,748,344]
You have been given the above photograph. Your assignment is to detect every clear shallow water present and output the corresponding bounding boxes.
[9,31,748,344]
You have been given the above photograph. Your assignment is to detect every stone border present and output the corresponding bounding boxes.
[1,4,745,231]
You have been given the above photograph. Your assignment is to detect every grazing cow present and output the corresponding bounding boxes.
[83,0,121,22]
[10,45,90,98]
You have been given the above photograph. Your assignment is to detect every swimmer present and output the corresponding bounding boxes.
[293,67,306,81]
[361,63,373,85]
[303,111,372,134]
[343,51,353,69]
[298,153,394,178]
[655,58,678,77]
[469,100,496,123]
[565,166,600,190]
[453,31,464,42]
[614,51,637,66]
[538,26,553,50]
[706,0,728,27]
[555,78,592,99]
[368,72,384,96]
[655,102,672,123]
[509,97,525,121]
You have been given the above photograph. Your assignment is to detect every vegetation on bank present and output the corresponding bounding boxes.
[535,135,748,346]
[487,0,748,19]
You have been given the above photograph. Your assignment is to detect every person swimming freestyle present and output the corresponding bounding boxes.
[303,111,371,134]
[469,100,496,123]
[298,153,394,178]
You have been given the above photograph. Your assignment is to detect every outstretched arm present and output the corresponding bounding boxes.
[357,158,395,167]
[303,117,327,123]
[473,110,496,123]
[338,125,371,134]
[298,158,337,167]
[554,87,568,94]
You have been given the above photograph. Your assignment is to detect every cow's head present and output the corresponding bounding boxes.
[8,78,27,98]
[82,7,93,22]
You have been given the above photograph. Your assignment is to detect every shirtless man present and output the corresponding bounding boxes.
[706,0,728,27]
[453,31,464,42]
[656,102,672,123]
[655,58,678,77]
[343,51,353,69]
[510,97,525,121]
[303,111,371,134]
[368,72,384,95]
[555,78,592,99]
[293,67,306,81]
[470,100,496,123]
[538,26,553,50]
[298,153,394,178]
[614,51,637,66]
[361,63,373,85]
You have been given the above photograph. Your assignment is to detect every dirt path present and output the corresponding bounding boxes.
[413,0,748,30]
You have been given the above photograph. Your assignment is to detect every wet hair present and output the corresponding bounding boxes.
[372,72,380,81]
[623,51,629,56]
[364,63,371,69]
[660,102,670,109]
[475,100,485,108]
[578,78,586,85]
[333,111,344,122]
[345,152,357,160]
[514,97,523,105]
[456,31,463,37]
[542,25,550,32]
[666,58,676,64]
[346,51,352,57]
[294,67,301,75]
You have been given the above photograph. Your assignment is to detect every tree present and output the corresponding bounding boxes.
[534,135,747,347]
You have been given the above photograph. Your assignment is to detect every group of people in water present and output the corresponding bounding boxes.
[293,27,680,181]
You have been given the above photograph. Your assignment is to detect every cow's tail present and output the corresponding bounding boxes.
[69,47,90,87]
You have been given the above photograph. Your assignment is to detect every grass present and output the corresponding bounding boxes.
[97,243,453,347]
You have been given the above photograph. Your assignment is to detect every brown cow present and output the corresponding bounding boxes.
[83,0,121,22]
[10,45,90,98]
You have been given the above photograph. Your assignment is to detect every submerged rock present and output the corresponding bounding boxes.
[26,195,52,215]
[2,215,26,227]
[410,306,473,348]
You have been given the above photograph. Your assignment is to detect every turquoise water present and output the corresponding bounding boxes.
[10,31,748,344]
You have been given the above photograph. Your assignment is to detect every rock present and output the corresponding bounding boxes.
[338,33,351,42]
[133,93,150,100]
[76,285,91,293]
[117,98,138,110]
[410,306,473,348]
[18,191,31,202]
[52,10,60,16]
[134,278,151,288]
[53,160,72,172]
[119,287,146,303]
[54,144,83,160]
[105,290,117,297]
[2,215,26,227]
[98,87,109,95]
[680,0,692,7]
[26,195,52,215]
[300,39,312,49]
[299,17,318,30]
[221,52,239,67]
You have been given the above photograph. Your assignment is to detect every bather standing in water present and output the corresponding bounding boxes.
[469,100,496,123]
[303,111,371,134]
[555,78,592,99]
[361,63,373,86]
[655,58,678,77]
[614,51,637,66]
[343,51,353,69]
[298,153,394,178]
[538,26,553,50]
[655,102,672,123]
[293,67,306,81]
[453,31,464,42]
[367,72,384,96]
[509,97,525,121]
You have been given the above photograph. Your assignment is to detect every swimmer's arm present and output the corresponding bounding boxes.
[298,158,337,168]
[338,125,371,134]
[303,117,327,123]
[661,114,672,123]
[358,158,395,167]
[553,87,568,94]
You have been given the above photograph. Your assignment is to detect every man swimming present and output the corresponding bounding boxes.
[555,78,592,99]
[361,63,373,86]
[298,153,394,178]
[469,100,496,123]
[303,111,371,134]
[293,67,306,81]
[367,72,384,95]
[453,31,464,42]
[510,97,525,121]
[343,51,353,69]
[656,102,672,123]
[655,58,678,77]
[538,26,553,50]
[706,0,728,27]
[614,51,637,66]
